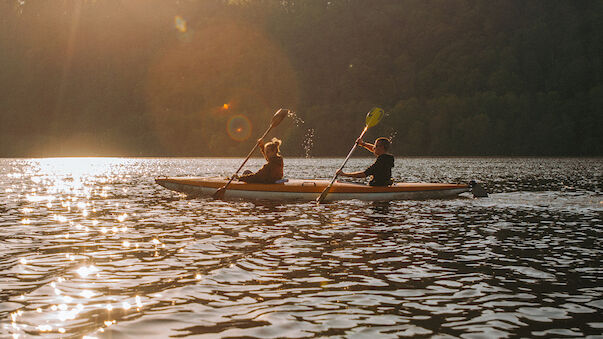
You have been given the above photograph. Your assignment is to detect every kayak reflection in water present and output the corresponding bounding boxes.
[236,137,284,184]
[337,137,394,186]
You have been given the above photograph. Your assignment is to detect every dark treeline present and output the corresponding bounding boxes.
[1,0,601,157]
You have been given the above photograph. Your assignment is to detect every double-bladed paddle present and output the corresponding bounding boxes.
[316,107,384,203]
[213,108,290,200]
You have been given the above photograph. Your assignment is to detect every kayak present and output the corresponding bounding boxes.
[155,177,474,201]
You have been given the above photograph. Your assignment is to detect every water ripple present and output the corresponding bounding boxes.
[0,158,601,338]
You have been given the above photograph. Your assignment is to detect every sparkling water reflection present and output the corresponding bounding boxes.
[0,157,601,338]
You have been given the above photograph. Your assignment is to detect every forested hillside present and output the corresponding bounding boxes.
[1,0,601,156]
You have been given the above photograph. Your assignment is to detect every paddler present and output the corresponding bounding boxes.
[236,137,284,184]
[337,137,394,186]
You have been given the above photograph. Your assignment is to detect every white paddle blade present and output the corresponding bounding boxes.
[271,108,289,127]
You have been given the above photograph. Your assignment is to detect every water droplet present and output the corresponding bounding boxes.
[303,128,315,158]
[287,111,305,126]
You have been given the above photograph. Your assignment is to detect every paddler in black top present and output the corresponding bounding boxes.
[237,137,284,184]
[337,137,394,186]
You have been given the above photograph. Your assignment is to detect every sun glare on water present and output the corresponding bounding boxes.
[6,158,146,338]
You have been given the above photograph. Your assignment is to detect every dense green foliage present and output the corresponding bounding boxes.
[1,0,601,156]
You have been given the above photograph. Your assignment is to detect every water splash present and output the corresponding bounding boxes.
[286,111,315,157]
[303,128,315,158]
[287,111,305,127]
[388,128,397,142]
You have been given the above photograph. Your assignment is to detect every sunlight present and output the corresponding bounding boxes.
[117,213,127,222]
[80,290,96,299]
[145,20,298,154]
[37,325,52,332]
[25,194,55,203]
[22,158,132,200]
[37,158,117,178]
[54,0,82,131]
[76,265,99,278]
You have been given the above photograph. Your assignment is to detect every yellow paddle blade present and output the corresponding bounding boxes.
[365,107,384,127]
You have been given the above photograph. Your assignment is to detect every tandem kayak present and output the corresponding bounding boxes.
[155,177,480,201]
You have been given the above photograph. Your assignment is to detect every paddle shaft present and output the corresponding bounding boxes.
[317,125,369,203]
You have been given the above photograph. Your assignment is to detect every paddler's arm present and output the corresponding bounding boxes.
[336,169,367,178]
[356,138,375,153]
[257,138,268,160]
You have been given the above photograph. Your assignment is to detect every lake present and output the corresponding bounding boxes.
[1,157,602,338]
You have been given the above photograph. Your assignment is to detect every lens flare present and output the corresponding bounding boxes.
[227,115,252,142]
[145,20,298,154]
[174,16,187,32]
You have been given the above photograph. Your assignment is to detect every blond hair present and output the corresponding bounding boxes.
[264,137,282,154]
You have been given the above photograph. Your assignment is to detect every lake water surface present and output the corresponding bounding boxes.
[1,157,602,338]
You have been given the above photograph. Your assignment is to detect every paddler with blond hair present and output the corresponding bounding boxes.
[236,137,284,184]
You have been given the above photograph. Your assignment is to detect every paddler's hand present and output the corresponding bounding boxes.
[336,169,344,176]
[257,138,265,147]
[355,137,364,146]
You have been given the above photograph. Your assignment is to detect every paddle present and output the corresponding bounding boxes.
[316,107,384,203]
[213,108,290,199]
